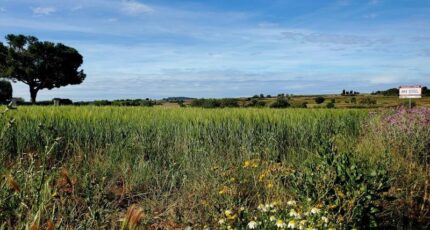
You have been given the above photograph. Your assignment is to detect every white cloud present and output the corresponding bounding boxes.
[121,1,154,15]
[369,76,399,84]
[71,5,83,12]
[32,6,56,15]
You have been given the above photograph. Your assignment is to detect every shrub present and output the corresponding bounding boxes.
[301,102,308,108]
[270,96,290,108]
[359,97,376,106]
[315,96,325,104]
[326,102,335,108]
[52,98,73,105]
[285,140,392,228]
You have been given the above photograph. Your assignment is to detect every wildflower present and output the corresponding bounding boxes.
[276,219,286,228]
[298,220,307,230]
[266,182,274,189]
[243,160,259,168]
[240,207,246,212]
[218,219,226,225]
[287,200,297,206]
[287,220,296,229]
[219,186,229,195]
[310,207,320,215]
[224,210,237,220]
[321,216,329,223]
[258,204,269,212]
[248,221,258,229]
[271,200,281,206]
[270,216,276,221]
[289,209,299,218]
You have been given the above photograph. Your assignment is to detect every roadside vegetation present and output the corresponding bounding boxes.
[1,106,429,229]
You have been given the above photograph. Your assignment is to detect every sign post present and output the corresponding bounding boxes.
[399,85,422,109]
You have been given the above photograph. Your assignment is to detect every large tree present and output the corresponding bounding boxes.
[0,34,86,104]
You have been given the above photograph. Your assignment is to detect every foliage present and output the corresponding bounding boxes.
[247,99,266,107]
[52,98,73,105]
[270,95,290,108]
[372,88,399,96]
[359,97,377,106]
[0,79,12,103]
[341,90,360,96]
[285,140,391,228]
[191,98,239,108]
[326,102,335,108]
[0,34,86,103]
[315,96,325,104]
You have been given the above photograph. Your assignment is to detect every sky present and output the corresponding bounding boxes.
[0,0,429,101]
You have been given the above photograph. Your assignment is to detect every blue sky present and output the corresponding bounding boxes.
[1,0,429,100]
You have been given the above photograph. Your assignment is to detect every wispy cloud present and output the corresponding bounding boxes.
[280,31,390,47]
[121,0,154,15]
[71,5,83,12]
[32,6,56,15]
[363,13,378,19]
[369,0,382,5]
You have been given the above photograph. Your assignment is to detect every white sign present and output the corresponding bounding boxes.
[399,86,422,99]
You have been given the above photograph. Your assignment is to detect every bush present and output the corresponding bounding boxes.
[285,140,392,228]
[247,99,266,107]
[52,98,73,105]
[270,96,290,108]
[301,102,308,108]
[326,102,335,108]
[315,96,325,104]
[359,97,376,106]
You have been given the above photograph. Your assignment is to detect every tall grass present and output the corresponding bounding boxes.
[0,106,428,229]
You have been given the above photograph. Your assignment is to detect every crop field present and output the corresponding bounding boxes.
[0,106,429,229]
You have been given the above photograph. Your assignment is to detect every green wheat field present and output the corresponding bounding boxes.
[1,106,429,229]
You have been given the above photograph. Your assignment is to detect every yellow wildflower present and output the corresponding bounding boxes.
[275,219,286,228]
[219,186,229,195]
[287,220,296,229]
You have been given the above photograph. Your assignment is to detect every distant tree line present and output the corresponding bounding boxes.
[371,88,399,96]
[372,86,430,96]
[190,94,292,108]
[191,98,240,108]
[341,89,360,96]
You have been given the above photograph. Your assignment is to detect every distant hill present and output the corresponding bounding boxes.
[163,97,195,101]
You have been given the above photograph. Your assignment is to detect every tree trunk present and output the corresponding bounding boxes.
[30,87,38,105]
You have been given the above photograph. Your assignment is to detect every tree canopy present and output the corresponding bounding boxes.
[0,34,86,103]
